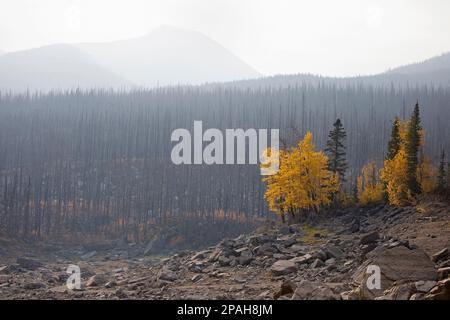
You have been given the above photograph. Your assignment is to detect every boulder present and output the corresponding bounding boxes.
[311,249,327,261]
[270,260,297,276]
[359,231,380,245]
[415,280,437,293]
[352,245,437,299]
[291,280,340,300]
[158,268,178,282]
[237,249,253,265]
[289,254,314,265]
[218,256,231,267]
[256,243,277,256]
[273,280,296,299]
[325,246,344,260]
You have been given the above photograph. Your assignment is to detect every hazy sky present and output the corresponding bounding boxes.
[1,0,450,76]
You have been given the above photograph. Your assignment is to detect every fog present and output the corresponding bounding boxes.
[1,0,450,77]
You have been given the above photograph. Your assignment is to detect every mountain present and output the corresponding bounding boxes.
[214,52,450,89]
[76,26,261,87]
[387,52,450,75]
[1,27,449,93]
[0,44,132,93]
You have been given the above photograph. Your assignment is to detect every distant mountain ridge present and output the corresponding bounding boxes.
[0,44,132,92]
[387,52,450,75]
[0,26,450,93]
[76,26,261,87]
[216,52,450,89]
[0,26,261,93]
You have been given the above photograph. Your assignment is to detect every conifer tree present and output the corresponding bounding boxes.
[436,149,447,196]
[405,102,422,194]
[387,117,401,160]
[325,119,348,182]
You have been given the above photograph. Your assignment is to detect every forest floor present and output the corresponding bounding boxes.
[0,200,449,300]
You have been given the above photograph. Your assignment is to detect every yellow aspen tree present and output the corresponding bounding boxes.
[357,161,384,206]
[417,155,436,194]
[380,148,412,206]
[262,132,338,218]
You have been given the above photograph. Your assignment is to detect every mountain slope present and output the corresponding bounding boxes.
[0,44,132,93]
[213,52,450,89]
[387,52,450,75]
[77,26,261,87]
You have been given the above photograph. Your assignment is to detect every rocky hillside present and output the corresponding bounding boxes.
[0,201,449,300]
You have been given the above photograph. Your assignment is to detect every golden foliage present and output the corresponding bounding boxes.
[417,156,436,194]
[381,118,433,205]
[380,148,412,206]
[262,132,339,216]
[357,161,384,206]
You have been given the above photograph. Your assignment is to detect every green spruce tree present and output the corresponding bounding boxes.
[386,117,401,160]
[405,102,422,195]
[436,149,447,196]
[325,119,348,182]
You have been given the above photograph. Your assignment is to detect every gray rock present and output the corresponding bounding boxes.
[274,280,296,299]
[218,256,231,267]
[311,249,327,261]
[289,254,314,265]
[157,268,178,282]
[270,260,297,276]
[237,249,253,265]
[415,280,437,293]
[291,280,340,300]
[256,243,277,256]
[352,245,437,299]
[359,231,380,245]
[289,244,307,254]
[325,246,344,260]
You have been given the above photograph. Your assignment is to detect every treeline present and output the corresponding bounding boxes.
[0,84,449,241]
[264,102,450,222]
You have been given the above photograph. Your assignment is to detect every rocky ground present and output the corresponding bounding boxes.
[0,201,449,300]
